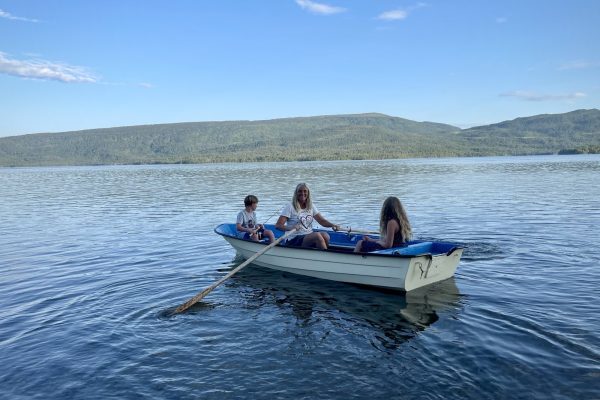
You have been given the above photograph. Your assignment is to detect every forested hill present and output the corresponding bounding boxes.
[457,109,600,155]
[1,110,599,167]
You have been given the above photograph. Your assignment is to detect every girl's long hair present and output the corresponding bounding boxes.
[380,196,412,242]
[291,183,312,211]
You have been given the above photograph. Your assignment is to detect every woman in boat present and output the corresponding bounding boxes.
[354,196,412,253]
[275,183,340,250]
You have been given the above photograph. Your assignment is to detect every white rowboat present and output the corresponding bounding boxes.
[215,223,464,291]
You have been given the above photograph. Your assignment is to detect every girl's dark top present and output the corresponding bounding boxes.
[387,219,405,246]
[360,219,405,252]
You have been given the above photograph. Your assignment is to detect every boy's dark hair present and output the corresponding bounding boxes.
[244,195,259,206]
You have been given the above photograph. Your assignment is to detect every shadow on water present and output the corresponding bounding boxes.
[223,255,465,351]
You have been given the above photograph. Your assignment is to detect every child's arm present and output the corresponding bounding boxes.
[237,222,256,234]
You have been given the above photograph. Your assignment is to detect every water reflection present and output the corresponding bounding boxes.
[225,256,464,351]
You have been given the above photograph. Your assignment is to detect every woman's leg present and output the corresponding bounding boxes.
[353,239,364,253]
[320,232,330,247]
[301,232,328,249]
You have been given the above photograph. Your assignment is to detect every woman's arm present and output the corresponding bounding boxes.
[314,213,339,231]
[275,215,289,231]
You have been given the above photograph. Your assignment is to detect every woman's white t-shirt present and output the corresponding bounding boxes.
[280,202,320,239]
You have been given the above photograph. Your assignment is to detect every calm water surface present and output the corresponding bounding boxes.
[1,156,599,399]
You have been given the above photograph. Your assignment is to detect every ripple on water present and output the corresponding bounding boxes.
[1,157,600,399]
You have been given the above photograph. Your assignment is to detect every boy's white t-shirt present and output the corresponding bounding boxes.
[280,203,320,238]
[237,210,257,230]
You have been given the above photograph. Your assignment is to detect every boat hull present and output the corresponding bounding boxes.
[216,224,463,291]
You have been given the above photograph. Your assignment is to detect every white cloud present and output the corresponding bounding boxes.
[0,52,97,83]
[0,8,38,22]
[500,90,586,102]
[377,3,426,21]
[377,9,408,21]
[558,60,600,70]
[295,0,346,15]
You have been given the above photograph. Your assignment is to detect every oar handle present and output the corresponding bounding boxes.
[339,227,380,235]
[174,228,297,314]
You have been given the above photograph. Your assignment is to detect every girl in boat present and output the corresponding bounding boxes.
[275,183,340,250]
[354,196,412,253]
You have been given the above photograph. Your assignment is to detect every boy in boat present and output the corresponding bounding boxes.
[236,195,275,243]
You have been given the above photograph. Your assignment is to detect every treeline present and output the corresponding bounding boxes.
[558,145,600,155]
[0,110,599,167]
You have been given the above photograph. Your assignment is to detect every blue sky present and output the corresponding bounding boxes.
[1,0,599,137]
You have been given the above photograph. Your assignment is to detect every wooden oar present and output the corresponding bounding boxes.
[173,228,297,314]
[339,227,380,235]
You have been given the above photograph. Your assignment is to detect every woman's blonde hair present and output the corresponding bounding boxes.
[291,183,312,211]
[380,196,412,242]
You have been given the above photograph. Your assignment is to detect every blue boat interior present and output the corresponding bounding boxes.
[214,223,460,257]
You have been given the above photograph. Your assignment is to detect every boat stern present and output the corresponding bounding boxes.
[404,247,463,291]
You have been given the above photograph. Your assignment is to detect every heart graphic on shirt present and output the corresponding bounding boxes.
[299,215,313,229]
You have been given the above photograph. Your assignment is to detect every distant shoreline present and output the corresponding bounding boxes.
[1,110,598,167]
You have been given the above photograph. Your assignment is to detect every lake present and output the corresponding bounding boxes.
[1,155,599,399]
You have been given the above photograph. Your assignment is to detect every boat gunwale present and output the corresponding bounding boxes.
[214,223,463,258]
